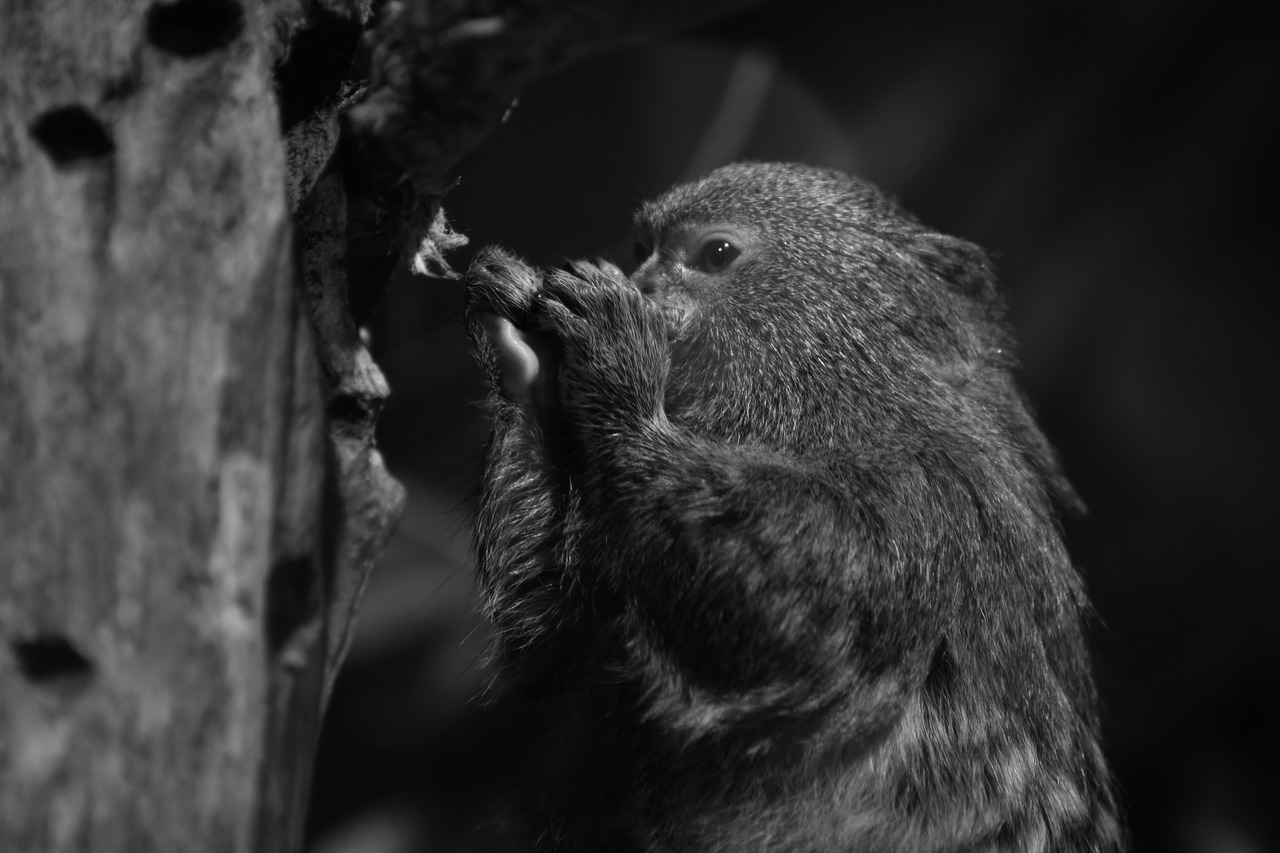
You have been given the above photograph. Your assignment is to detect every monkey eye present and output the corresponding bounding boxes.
[695,239,740,273]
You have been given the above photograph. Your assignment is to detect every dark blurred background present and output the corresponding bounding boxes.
[307,1,1280,850]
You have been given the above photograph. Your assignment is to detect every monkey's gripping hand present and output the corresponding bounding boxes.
[533,259,671,434]
[465,247,553,408]
[465,249,669,433]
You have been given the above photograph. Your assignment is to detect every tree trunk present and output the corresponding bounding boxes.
[0,1,372,849]
[0,0,760,850]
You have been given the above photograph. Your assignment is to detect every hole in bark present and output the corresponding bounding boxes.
[328,393,370,426]
[273,4,363,131]
[146,0,244,57]
[11,635,94,692]
[102,71,142,103]
[29,106,115,166]
[266,554,318,659]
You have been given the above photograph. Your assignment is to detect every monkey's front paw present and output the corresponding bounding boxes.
[465,247,561,406]
[534,259,670,430]
[465,246,544,324]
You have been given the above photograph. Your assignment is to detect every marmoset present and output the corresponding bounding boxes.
[464,162,1123,852]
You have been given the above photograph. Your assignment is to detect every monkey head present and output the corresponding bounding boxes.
[473,162,1066,500]
[633,163,1009,448]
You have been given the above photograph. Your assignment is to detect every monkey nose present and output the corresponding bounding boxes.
[633,266,667,296]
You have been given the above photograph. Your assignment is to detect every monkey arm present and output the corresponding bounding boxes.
[466,250,590,673]
[578,427,951,745]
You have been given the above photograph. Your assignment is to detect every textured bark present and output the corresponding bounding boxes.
[0,0,360,849]
[0,0,757,850]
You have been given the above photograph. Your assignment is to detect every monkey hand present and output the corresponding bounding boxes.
[465,247,559,408]
[534,259,670,434]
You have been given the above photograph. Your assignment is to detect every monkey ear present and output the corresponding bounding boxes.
[914,235,1002,311]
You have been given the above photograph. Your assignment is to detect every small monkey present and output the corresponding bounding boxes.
[465,162,1123,852]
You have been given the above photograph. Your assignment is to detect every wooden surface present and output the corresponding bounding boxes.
[0,0,747,849]
[0,1,340,849]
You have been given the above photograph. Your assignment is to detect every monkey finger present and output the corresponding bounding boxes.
[539,268,608,318]
[531,291,589,339]
[564,257,631,292]
[466,246,543,323]
[593,258,628,282]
